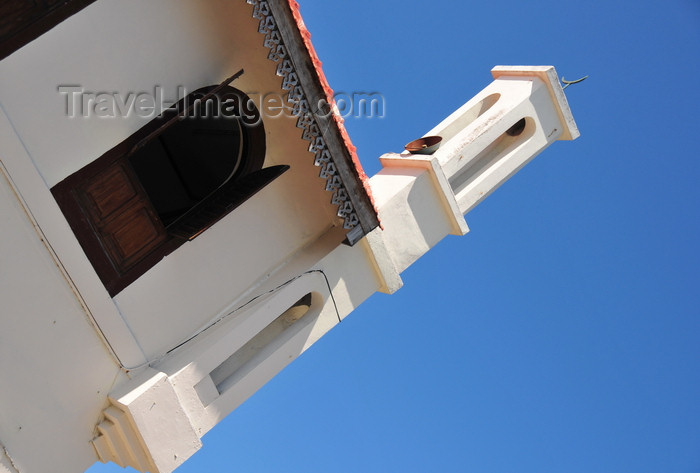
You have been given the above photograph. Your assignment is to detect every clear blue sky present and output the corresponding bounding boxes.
[90,1,700,472]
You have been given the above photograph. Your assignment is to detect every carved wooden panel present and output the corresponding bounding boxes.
[100,202,165,269]
[81,165,139,220]
[77,162,167,272]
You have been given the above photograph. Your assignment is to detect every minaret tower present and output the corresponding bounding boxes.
[89,66,578,473]
[0,4,578,472]
[371,65,579,277]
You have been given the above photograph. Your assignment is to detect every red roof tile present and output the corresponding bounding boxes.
[286,0,378,218]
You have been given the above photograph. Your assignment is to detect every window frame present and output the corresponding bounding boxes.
[52,84,285,296]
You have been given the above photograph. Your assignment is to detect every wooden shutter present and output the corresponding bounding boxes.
[77,161,167,271]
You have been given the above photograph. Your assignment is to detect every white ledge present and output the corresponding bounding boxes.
[491,65,580,140]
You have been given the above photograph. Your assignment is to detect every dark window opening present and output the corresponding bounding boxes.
[127,86,284,239]
[52,84,288,296]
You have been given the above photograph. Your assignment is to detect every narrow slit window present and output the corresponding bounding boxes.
[210,293,314,398]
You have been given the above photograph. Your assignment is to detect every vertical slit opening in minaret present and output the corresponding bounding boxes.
[202,293,316,401]
[433,93,500,143]
[449,116,535,212]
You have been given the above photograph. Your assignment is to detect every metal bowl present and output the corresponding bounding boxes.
[404,135,442,155]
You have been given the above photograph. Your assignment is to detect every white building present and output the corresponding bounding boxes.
[0,1,579,472]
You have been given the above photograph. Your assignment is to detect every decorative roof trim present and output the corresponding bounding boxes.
[246,0,378,238]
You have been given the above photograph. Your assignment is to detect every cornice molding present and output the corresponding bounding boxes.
[246,0,379,243]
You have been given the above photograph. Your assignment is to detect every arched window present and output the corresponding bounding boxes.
[127,84,281,238]
[52,83,288,295]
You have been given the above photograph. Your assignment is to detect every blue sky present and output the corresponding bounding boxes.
[90,1,700,472]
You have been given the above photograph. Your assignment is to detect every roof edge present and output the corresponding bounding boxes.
[286,0,378,214]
